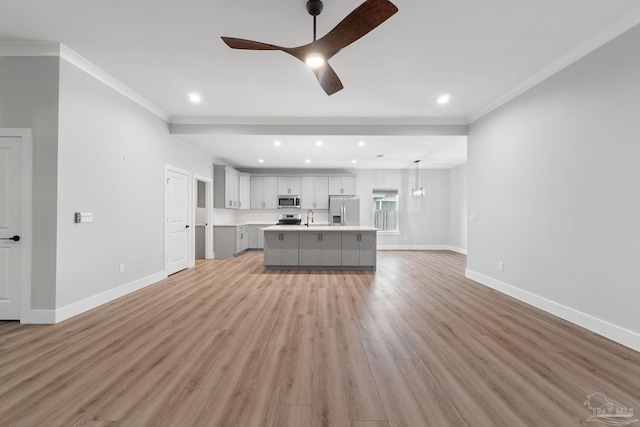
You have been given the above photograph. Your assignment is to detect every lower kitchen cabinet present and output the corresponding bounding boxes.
[299,231,342,266]
[236,225,248,253]
[341,231,377,267]
[264,231,299,266]
[264,227,376,270]
[214,225,248,258]
[248,224,270,249]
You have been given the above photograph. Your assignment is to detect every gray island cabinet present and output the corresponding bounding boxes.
[263,226,377,270]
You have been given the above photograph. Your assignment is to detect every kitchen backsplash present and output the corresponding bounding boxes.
[214,208,329,225]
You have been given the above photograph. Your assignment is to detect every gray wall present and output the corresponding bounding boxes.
[467,24,640,348]
[0,56,60,309]
[56,58,215,308]
[448,164,467,253]
[357,169,456,249]
[1,52,216,317]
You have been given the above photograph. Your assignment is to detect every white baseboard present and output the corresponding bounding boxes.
[448,246,467,255]
[465,269,640,352]
[378,245,467,254]
[53,271,167,324]
[378,245,448,250]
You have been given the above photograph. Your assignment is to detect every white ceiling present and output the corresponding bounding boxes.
[2,0,640,169]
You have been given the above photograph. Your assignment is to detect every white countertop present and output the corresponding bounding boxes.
[264,225,378,232]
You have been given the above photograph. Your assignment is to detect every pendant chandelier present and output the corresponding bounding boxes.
[411,160,425,198]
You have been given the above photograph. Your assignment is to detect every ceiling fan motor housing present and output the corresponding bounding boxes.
[306,0,323,16]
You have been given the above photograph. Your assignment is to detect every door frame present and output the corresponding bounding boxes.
[0,128,33,322]
[194,174,213,260]
[164,164,194,274]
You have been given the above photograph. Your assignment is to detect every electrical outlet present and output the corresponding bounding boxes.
[470,213,478,222]
[74,212,93,223]
[499,262,504,271]
[119,264,125,274]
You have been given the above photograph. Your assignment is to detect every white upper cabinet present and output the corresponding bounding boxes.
[214,164,240,209]
[328,176,356,195]
[238,173,250,210]
[301,176,329,209]
[251,176,278,209]
[263,177,278,208]
[300,177,314,209]
[314,177,329,209]
[277,176,301,195]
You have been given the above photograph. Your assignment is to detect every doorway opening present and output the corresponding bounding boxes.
[194,176,213,260]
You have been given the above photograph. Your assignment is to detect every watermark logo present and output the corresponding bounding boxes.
[584,392,638,426]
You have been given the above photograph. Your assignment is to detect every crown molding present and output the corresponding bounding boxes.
[1,42,169,122]
[467,9,640,124]
[59,44,170,122]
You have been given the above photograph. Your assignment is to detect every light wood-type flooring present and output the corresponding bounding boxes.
[1,250,639,426]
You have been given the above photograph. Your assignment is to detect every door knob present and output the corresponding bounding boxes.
[185,225,190,229]
[1,235,20,242]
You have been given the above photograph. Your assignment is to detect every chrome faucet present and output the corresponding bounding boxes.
[305,210,314,227]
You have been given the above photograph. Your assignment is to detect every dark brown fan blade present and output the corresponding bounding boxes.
[221,37,284,51]
[220,0,398,95]
[312,62,344,95]
[315,0,398,59]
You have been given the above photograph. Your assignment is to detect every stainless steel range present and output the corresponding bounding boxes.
[277,213,302,225]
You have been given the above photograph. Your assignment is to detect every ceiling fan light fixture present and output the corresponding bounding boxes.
[305,53,325,69]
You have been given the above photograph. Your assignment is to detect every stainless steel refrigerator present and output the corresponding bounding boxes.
[329,195,360,226]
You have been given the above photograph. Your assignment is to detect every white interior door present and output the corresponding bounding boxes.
[0,136,24,319]
[165,167,191,275]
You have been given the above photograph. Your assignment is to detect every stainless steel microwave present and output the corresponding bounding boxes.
[278,195,301,209]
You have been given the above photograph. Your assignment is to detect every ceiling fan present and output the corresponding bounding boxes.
[221,0,398,95]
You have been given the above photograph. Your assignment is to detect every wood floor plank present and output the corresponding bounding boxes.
[361,338,427,427]
[403,329,526,427]
[279,314,315,405]
[0,251,637,426]
[277,405,312,427]
[335,318,386,421]
[395,358,467,427]
[235,345,288,427]
[351,422,390,427]
[312,327,351,427]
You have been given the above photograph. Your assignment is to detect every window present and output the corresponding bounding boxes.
[372,189,399,234]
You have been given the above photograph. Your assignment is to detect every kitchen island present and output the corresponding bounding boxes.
[263,225,377,270]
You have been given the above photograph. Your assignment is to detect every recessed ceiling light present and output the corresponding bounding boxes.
[352,160,358,163]
[437,94,451,104]
[315,140,323,146]
[274,140,281,146]
[258,159,265,163]
[358,141,366,146]
[305,159,311,164]
[188,93,201,103]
